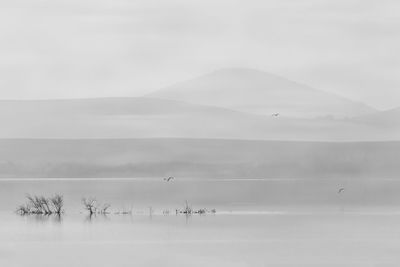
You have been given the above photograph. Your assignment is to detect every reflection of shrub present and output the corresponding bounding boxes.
[17,194,64,215]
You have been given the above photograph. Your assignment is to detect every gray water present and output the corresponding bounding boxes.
[2,178,400,211]
[2,179,400,266]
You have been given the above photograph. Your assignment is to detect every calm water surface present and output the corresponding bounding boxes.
[1,179,400,266]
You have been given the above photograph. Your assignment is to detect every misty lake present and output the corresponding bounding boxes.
[2,178,400,266]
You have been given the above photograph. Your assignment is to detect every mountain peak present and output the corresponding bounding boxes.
[206,67,269,76]
[147,68,375,118]
[192,68,304,89]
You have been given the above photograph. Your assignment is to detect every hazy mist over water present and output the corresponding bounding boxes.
[1,0,400,266]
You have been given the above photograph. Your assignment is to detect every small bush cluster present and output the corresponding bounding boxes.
[16,195,216,217]
[176,200,216,215]
[17,194,64,215]
[82,197,111,215]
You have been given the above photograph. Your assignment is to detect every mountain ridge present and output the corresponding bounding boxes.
[0,96,395,141]
[147,68,376,118]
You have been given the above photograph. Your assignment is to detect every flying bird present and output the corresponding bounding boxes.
[272,113,280,117]
[338,188,345,194]
[164,176,174,182]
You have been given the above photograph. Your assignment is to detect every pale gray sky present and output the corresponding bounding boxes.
[0,0,399,109]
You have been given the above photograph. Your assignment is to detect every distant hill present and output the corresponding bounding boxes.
[0,97,396,141]
[351,107,400,127]
[146,68,376,118]
[0,97,258,139]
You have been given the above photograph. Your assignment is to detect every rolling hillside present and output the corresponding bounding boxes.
[0,97,395,141]
[147,68,375,118]
[351,107,400,127]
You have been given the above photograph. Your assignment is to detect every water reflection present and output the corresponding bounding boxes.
[84,213,111,223]
[21,213,63,224]
[6,211,400,267]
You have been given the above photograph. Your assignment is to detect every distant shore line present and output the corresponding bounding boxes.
[2,177,400,182]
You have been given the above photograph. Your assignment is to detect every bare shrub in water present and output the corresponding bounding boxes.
[182,200,192,214]
[100,203,111,214]
[50,194,64,215]
[26,195,45,214]
[175,200,216,215]
[16,194,64,215]
[82,197,98,215]
[16,204,31,215]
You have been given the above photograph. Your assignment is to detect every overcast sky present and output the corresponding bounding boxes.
[0,0,399,109]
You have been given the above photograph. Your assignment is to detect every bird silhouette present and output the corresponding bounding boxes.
[164,176,174,182]
[338,188,345,194]
[272,113,280,117]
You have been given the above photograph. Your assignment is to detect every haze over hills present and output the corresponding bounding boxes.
[147,68,376,118]
[0,97,397,141]
[0,97,257,139]
[351,106,400,127]
[0,70,397,179]
[0,139,399,180]
[0,68,396,140]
